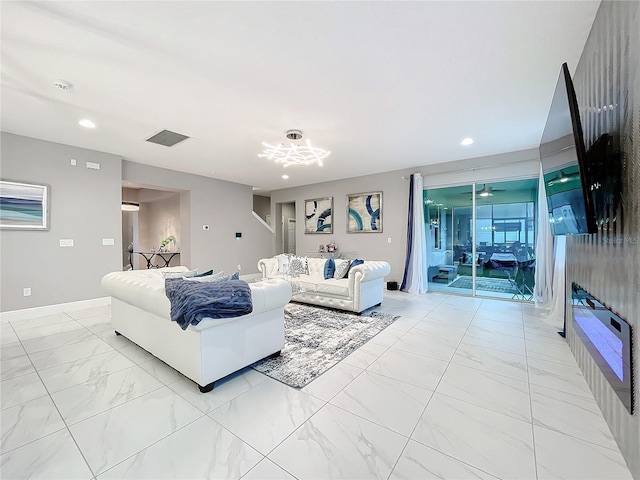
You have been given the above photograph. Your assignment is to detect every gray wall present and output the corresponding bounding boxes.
[0,133,122,311]
[567,1,640,476]
[122,161,273,275]
[270,149,540,282]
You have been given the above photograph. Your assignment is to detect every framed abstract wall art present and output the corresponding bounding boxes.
[347,191,382,233]
[304,197,333,234]
[0,180,50,230]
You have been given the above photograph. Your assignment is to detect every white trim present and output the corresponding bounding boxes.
[252,211,274,233]
[0,296,111,322]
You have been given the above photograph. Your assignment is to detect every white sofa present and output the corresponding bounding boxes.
[101,267,291,392]
[257,257,391,313]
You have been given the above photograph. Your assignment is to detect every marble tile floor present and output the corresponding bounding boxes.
[0,292,633,479]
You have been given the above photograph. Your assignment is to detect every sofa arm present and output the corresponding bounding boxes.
[348,261,391,284]
[257,258,280,279]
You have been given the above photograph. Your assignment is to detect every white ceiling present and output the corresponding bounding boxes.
[1,1,600,192]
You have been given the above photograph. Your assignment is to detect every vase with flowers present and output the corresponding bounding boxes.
[159,236,176,252]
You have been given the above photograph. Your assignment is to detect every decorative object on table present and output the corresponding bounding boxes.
[318,244,325,253]
[304,197,333,234]
[347,191,382,233]
[159,235,176,252]
[326,240,337,252]
[0,180,49,230]
[258,129,330,167]
[252,303,400,388]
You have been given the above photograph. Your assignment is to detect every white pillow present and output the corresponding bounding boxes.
[162,269,198,279]
[183,271,225,282]
[275,254,289,274]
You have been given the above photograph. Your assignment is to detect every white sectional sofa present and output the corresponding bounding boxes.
[258,257,391,313]
[101,267,291,392]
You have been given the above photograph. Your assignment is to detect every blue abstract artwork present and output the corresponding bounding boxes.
[347,192,382,233]
[0,181,49,230]
[304,197,333,234]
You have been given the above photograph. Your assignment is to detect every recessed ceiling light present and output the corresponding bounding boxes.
[461,137,474,146]
[53,79,72,91]
[79,119,96,129]
[282,175,289,179]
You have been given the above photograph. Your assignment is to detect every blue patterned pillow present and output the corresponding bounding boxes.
[324,258,335,279]
[350,259,364,268]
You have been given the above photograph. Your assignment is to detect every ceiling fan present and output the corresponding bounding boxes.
[459,184,505,197]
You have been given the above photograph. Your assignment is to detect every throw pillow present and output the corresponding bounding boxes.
[275,254,289,274]
[162,269,198,279]
[193,269,215,277]
[333,259,351,279]
[323,257,335,279]
[184,271,239,282]
[289,255,309,275]
[350,259,364,268]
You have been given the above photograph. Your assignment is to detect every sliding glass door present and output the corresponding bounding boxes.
[425,179,538,300]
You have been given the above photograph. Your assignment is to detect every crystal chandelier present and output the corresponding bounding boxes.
[258,129,330,167]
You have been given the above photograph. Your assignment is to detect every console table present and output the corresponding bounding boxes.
[134,251,180,269]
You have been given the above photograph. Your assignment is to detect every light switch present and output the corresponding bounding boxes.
[86,161,100,170]
[70,159,77,166]
[387,237,392,243]
[59,239,74,247]
[102,238,115,246]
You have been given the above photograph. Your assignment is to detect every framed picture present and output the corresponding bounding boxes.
[304,197,333,234]
[347,191,382,233]
[0,180,50,230]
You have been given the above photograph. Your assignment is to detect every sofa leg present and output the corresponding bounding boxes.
[114,330,122,336]
[376,303,381,307]
[267,350,281,359]
[198,381,215,393]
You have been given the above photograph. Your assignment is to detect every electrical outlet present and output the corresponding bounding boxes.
[202,225,210,231]
[23,288,31,297]
[85,161,100,170]
[387,237,392,243]
[237,264,242,271]
[102,238,115,246]
[59,239,74,247]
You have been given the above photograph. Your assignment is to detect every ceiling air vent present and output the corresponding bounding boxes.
[145,130,190,147]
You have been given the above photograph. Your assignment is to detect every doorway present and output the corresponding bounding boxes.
[275,201,296,254]
[122,186,183,269]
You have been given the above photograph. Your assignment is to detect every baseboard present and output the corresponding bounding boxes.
[0,297,111,322]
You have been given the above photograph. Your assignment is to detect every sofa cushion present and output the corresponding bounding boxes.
[316,278,350,297]
[323,258,335,279]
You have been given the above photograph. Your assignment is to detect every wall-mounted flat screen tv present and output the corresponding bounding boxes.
[539,63,596,235]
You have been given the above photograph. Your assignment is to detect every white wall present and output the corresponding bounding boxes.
[270,148,540,281]
[0,133,122,311]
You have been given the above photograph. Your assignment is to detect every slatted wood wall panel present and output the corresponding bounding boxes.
[566,2,639,477]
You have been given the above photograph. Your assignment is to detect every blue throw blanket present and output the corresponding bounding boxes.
[164,278,253,330]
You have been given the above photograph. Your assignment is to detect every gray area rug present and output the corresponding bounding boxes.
[252,303,399,388]
[449,275,518,293]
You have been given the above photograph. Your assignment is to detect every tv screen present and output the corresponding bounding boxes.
[539,63,596,235]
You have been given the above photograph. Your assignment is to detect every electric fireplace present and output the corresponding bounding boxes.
[571,283,634,413]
